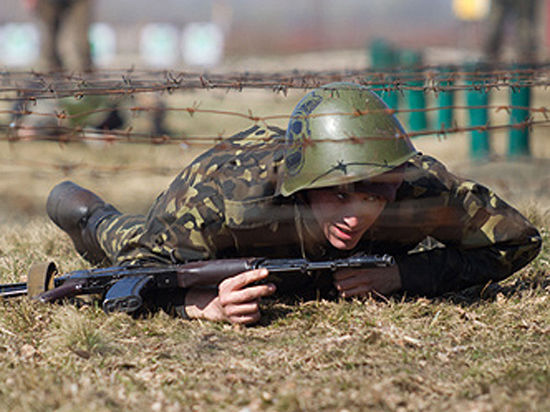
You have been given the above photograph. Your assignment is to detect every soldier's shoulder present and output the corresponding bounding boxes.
[406,153,459,180]
[399,153,458,197]
[204,125,285,156]
[227,125,285,144]
[407,153,448,172]
[188,125,283,167]
[221,125,285,167]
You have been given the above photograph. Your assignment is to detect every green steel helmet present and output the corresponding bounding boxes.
[280,82,416,196]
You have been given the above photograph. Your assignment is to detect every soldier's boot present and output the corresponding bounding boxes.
[46,181,121,265]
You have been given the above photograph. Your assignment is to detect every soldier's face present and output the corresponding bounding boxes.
[307,187,387,250]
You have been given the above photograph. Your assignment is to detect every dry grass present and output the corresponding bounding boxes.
[0,203,548,412]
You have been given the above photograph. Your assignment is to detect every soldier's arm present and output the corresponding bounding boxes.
[333,264,402,297]
[396,170,541,297]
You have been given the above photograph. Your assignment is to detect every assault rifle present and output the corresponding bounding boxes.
[0,254,394,314]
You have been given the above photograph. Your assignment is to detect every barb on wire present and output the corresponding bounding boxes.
[0,102,546,129]
[0,64,548,164]
[0,63,549,101]
[1,117,547,146]
[0,117,546,179]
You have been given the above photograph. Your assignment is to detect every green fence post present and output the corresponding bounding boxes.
[508,64,531,157]
[465,63,490,159]
[437,66,455,131]
[400,50,427,132]
[369,38,398,109]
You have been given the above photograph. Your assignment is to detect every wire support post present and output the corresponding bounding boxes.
[508,63,532,158]
[368,38,399,109]
[465,63,491,160]
[436,65,455,132]
[400,50,427,132]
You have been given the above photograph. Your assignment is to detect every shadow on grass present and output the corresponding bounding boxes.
[257,299,300,326]
[433,269,550,306]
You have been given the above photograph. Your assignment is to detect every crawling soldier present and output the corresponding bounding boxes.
[46,83,542,325]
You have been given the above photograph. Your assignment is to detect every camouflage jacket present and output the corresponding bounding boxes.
[116,125,541,297]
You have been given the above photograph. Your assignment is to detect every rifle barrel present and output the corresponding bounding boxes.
[0,282,28,298]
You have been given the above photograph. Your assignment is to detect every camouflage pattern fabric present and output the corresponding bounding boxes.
[96,125,542,297]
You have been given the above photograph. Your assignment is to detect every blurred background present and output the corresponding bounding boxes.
[0,0,549,222]
[1,0,548,69]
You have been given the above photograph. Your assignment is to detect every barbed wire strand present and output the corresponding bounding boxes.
[0,65,548,101]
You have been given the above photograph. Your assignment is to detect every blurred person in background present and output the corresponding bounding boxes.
[484,0,540,62]
[15,1,172,144]
[22,0,94,72]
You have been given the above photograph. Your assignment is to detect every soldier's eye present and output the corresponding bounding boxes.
[335,192,347,201]
[364,194,383,202]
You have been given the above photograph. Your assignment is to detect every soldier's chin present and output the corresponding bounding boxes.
[328,236,359,250]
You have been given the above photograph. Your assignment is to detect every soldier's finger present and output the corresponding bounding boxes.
[229,312,261,325]
[333,268,366,281]
[223,284,276,305]
[334,275,372,291]
[224,301,260,317]
[220,268,269,292]
[340,284,374,298]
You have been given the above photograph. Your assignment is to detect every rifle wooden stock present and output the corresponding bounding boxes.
[174,259,255,288]
[36,278,88,303]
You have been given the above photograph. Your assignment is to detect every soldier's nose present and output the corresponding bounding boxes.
[342,215,360,229]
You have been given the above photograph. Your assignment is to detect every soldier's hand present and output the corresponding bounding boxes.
[184,269,276,324]
[217,268,276,325]
[333,265,402,298]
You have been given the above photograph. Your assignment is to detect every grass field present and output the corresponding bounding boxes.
[1,66,550,410]
[0,210,548,412]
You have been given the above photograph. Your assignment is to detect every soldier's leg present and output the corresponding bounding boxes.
[95,213,164,266]
[47,179,192,267]
[46,180,158,266]
[484,0,509,61]
[47,181,122,265]
[65,0,94,72]
[35,0,64,71]
[516,0,538,61]
[47,180,170,266]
